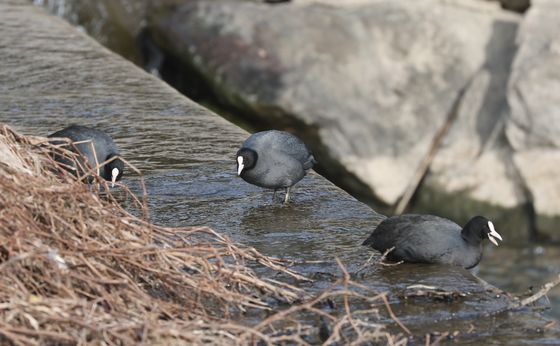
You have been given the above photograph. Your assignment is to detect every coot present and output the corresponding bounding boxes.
[236,130,316,203]
[48,125,124,186]
[362,214,502,269]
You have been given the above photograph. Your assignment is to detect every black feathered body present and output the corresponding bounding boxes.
[362,214,483,269]
[239,130,315,189]
[48,125,120,180]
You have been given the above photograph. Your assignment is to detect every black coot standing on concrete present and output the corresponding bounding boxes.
[236,130,316,203]
[362,215,503,269]
[48,125,124,186]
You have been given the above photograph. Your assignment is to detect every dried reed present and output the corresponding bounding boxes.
[0,124,402,345]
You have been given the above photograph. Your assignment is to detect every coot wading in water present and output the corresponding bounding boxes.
[362,215,503,269]
[236,130,316,203]
[48,125,124,187]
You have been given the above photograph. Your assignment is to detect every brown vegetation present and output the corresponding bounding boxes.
[0,124,405,345]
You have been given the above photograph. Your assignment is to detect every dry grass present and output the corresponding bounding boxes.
[0,124,405,345]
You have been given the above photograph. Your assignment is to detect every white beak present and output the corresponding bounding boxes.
[237,156,244,176]
[111,168,119,188]
[487,221,502,246]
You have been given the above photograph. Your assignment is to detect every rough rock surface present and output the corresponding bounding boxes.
[423,13,524,230]
[149,1,520,211]
[506,0,560,231]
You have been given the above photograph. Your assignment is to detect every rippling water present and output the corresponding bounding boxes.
[3,107,558,341]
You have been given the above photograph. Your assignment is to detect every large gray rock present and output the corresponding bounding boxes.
[149,0,520,209]
[506,0,560,233]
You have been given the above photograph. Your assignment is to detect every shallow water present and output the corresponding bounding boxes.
[2,1,559,341]
[5,113,559,341]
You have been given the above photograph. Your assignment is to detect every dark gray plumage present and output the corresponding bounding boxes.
[362,215,503,269]
[48,125,124,186]
[236,130,316,203]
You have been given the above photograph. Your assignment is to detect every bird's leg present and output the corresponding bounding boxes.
[284,187,290,204]
[273,189,278,201]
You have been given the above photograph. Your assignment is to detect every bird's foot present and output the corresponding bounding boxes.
[283,187,291,204]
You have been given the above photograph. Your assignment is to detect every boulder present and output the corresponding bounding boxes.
[149,1,520,212]
[506,0,560,235]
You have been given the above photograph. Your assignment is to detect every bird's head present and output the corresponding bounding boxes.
[235,148,258,176]
[462,216,503,246]
[105,153,125,187]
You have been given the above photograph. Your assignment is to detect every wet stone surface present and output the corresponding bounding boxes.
[1,0,559,343]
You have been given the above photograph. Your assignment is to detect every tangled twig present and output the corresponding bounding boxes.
[0,124,403,345]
